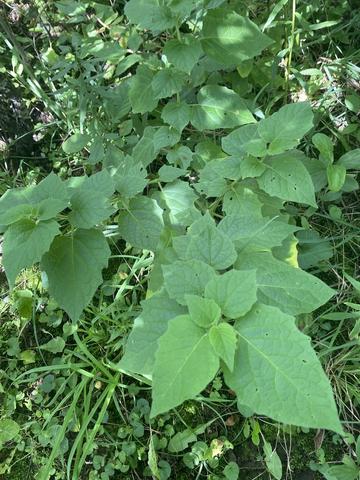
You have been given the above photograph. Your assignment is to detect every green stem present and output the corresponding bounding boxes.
[285,0,297,96]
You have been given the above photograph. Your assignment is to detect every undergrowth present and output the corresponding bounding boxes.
[0,0,359,479]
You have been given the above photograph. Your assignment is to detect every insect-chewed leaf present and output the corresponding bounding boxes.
[258,152,317,207]
[224,304,342,433]
[237,252,335,315]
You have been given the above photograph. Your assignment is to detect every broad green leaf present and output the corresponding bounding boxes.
[153,126,181,151]
[201,8,273,65]
[224,304,342,432]
[120,290,186,376]
[345,93,360,113]
[205,269,257,319]
[343,272,360,294]
[209,323,237,371]
[103,81,131,121]
[40,337,66,354]
[3,219,60,287]
[168,429,196,453]
[223,183,263,217]
[0,419,20,446]
[116,54,141,76]
[195,140,226,165]
[125,0,196,32]
[85,170,115,197]
[222,124,267,157]
[112,156,148,198]
[118,196,164,251]
[129,65,158,114]
[237,252,335,315]
[258,153,316,207]
[161,101,191,131]
[19,349,36,364]
[132,127,157,167]
[240,156,266,178]
[224,462,240,480]
[29,172,69,204]
[167,145,193,168]
[218,214,299,253]
[263,441,283,480]
[327,164,346,192]
[0,187,35,222]
[185,295,221,328]
[148,436,160,480]
[151,315,219,417]
[62,132,90,154]
[13,289,33,319]
[37,198,70,221]
[68,170,115,198]
[41,229,110,321]
[68,171,115,228]
[258,103,313,155]
[0,173,69,227]
[69,189,115,228]
[302,156,328,191]
[0,203,35,226]
[312,133,334,165]
[158,165,187,182]
[297,230,333,269]
[162,260,217,305]
[155,180,199,227]
[88,138,105,165]
[186,223,237,270]
[317,463,359,480]
[196,157,242,197]
[164,35,202,73]
[191,85,255,131]
[152,68,186,99]
[195,161,228,198]
[124,0,177,32]
[338,149,360,169]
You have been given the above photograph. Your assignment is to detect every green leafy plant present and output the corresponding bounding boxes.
[2,2,360,477]
[1,0,351,437]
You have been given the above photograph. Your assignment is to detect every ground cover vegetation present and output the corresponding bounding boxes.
[0,0,359,478]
